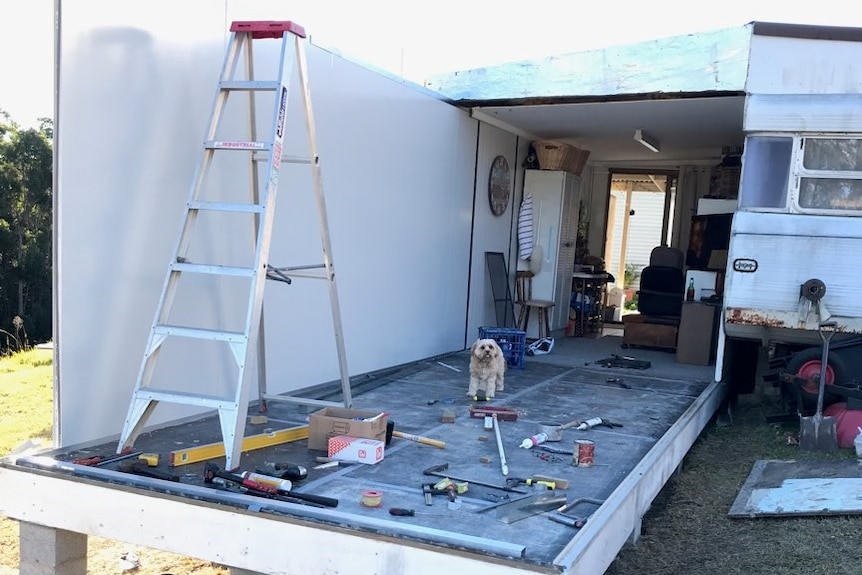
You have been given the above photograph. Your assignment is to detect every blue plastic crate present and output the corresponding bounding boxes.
[478,326,526,369]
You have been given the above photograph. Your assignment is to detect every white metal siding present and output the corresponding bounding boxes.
[725,211,862,333]
[745,94,862,133]
[747,34,862,96]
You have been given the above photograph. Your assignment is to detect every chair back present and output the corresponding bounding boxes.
[649,246,685,269]
[638,266,685,317]
[515,270,534,303]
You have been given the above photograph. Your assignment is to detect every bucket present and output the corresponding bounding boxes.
[572,439,595,467]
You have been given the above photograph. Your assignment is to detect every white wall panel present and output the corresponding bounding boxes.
[466,124,520,341]
[57,0,478,445]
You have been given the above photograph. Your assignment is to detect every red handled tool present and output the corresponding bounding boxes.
[204,462,338,508]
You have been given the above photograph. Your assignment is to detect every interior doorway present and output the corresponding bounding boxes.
[603,171,678,315]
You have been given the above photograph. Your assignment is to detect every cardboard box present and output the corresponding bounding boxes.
[327,435,385,465]
[307,407,388,451]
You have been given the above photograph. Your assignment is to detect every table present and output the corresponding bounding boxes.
[570,272,610,336]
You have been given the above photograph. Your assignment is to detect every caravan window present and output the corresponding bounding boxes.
[738,136,792,209]
[797,138,862,211]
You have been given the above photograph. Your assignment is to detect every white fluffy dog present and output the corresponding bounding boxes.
[467,338,507,399]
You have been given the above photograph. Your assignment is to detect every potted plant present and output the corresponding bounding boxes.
[623,263,641,305]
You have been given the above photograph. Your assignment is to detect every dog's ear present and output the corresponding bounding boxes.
[470,339,479,355]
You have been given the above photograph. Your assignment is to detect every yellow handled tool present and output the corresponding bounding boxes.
[392,430,446,449]
[138,453,160,467]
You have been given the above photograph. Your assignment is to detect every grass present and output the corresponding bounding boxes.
[1,352,860,574]
[606,390,862,575]
[0,348,227,575]
[0,348,54,454]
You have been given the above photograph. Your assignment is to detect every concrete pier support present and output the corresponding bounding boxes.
[18,522,87,575]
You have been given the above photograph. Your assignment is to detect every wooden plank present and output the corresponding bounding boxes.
[168,425,309,467]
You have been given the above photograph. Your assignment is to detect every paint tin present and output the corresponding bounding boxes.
[572,439,595,467]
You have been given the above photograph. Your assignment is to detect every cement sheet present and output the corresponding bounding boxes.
[729,459,862,518]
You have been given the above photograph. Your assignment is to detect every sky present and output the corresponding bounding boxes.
[3,1,862,130]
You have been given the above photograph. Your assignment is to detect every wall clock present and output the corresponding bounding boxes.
[488,155,510,216]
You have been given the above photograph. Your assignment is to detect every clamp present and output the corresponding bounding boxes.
[422,482,454,505]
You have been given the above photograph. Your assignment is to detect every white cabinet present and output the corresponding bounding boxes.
[521,170,580,338]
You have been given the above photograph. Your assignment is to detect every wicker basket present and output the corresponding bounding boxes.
[533,141,590,176]
[562,146,590,176]
[533,141,570,170]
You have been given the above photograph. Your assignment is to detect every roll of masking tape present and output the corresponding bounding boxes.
[360,490,383,508]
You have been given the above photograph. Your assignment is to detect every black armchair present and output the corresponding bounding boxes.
[622,247,685,350]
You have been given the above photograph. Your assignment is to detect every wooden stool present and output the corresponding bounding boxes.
[515,271,555,338]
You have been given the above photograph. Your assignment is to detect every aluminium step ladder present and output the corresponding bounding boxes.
[117,20,353,470]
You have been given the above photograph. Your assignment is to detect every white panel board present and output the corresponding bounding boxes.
[57,0,478,445]
[467,123,520,341]
[425,26,751,101]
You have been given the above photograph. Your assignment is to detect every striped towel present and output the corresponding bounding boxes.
[518,193,533,260]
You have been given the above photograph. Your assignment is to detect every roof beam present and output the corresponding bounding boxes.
[470,108,542,141]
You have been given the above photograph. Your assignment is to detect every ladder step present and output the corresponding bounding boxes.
[206,140,271,151]
[171,262,257,278]
[260,394,345,409]
[252,151,313,164]
[281,270,329,280]
[153,325,248,343]
[134,388,238,409]
[219,80,279,91]
[188,201,265,214]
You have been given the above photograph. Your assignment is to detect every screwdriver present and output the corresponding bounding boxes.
[388,507,445,517]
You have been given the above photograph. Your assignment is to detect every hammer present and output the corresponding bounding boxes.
[423,463,527,494]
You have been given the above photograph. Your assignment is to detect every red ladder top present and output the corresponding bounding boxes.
[230,20,306,39]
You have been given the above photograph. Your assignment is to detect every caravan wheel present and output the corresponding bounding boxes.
[784,346,847,407]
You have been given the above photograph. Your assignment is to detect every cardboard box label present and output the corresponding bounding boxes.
[328,435,385,464]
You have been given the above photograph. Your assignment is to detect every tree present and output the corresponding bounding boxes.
[0,110,53,349]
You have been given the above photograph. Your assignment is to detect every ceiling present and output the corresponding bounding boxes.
[470,95,747,164]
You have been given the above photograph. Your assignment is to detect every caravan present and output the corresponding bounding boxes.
[717,27,862,403]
